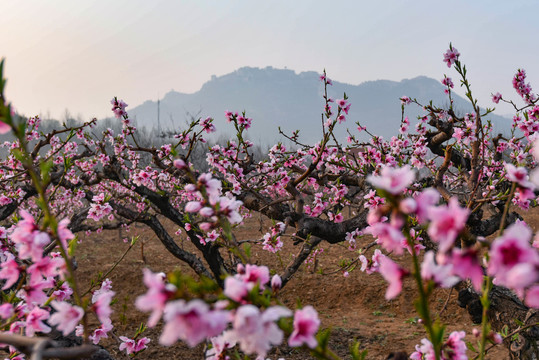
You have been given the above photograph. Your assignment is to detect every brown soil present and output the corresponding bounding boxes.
[72,208,535,360]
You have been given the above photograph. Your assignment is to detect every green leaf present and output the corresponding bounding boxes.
[316,328,331,351]
[40,159,54,183]
[130,236,139,246]
[243,243,251,258]
[466,340,478,353]
[68,237,78,256]
[350,341,364,360]
[431,320,446,346]
[11,149,25,162]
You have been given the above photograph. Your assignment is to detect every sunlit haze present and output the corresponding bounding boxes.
[2,0,538,121]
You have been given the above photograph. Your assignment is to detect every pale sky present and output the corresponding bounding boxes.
[1,0,538,121]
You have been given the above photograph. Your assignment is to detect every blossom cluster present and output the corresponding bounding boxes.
[366,163,539,306]
[3,44,539,360]
[136,264,320,359]
[182,172,243,243]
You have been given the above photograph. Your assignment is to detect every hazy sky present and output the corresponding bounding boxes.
[1,0,538,121]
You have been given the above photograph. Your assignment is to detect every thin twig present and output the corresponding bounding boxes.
[0,333,98,359]
[437,287,453,317]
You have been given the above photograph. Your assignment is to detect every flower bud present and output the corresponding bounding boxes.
[490,332,503,344]
[271,274,282,292]
[199,222,213,232]
[199,207,214,217]
[237,263,245,274]
[399,198,417,214]
[173,158,187,170]
[185,201,202,213]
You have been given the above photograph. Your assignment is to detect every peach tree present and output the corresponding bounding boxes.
[0,44,538,359]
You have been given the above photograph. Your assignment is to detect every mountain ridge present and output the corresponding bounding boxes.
[127,66,512,145]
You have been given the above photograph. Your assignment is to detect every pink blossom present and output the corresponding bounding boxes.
[25,307,51,336]
[228,305,291,358]
[400,96,411,106]
[93,290,115,326]
[421,251,459,288]
[506,263,538,296]
[197,173,222,202]
[262,233,283,253]
[367,165,415,195]
[11,210,51,261]
[92,193,105,203]
[443,331,467,359]
[160,299,228,347]
[0,195,12,205]
[443,46,460,67]
[0,253,20,289]
[136,268,175,327]
[450,248,484,291]
[57,218,75,251]
[206,333,236,360]
[224,264,272,302]
[89,321,113,344]
[28,256,64,283]
[132,171,152,187]
[504,163,534,189]
[410,338,434,360]
[204,230,219,243]
[48,301,84,336]
[119,336,150,355]
[218,196,243,224]
[488,222,539,289]
[0,303,13,319]
[20,277,54,305]
[224,276,249,303]
[525,286,539,308]
[200,117,216,133]
[442,76,454,89]
[111,98,128,118]
[289,306,320,348]
[492,92,502,104]
[532,139,539,161]
[0,120,10,134]
[336,98,347,108]
[513,69,535,103]
[241,264,270,286]
[87,203,113,222]
[452,127,465,143]
[427,198,469,253]
[359,249,384,274]
[379,256,408,300]
[91,279,113,303]
[414,188,440,224]
[412,331,467,360]
[53,282,73,301]
[366,222,406,255]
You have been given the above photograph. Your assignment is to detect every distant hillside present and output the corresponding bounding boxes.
[126,67,512,145]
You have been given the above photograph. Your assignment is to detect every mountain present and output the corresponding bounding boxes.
[127,66,512,145]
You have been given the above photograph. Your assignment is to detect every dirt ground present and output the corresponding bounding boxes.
[70,207,538,360]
